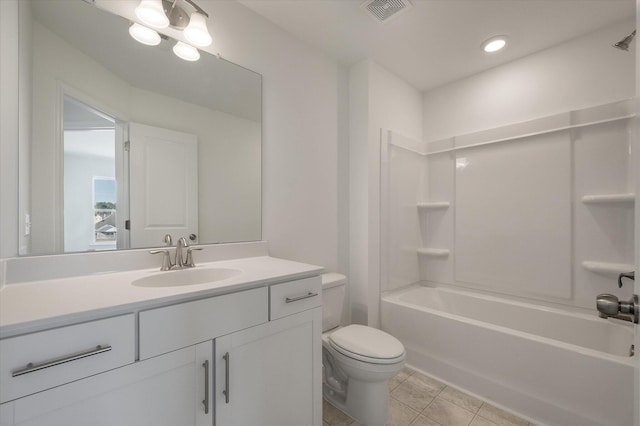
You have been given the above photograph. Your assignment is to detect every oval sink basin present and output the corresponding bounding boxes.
[132,268,242,288]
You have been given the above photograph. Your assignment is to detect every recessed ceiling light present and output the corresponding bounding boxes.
[482,36,508,53]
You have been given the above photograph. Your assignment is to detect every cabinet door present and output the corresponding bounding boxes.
[215,307,322,426]
[0,401,13,426]
[12,341,213,426]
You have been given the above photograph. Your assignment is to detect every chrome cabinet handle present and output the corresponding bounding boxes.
[202,360,210,414]
[11,345,112,377]
[222,352,230,404]
[285,292,318,304]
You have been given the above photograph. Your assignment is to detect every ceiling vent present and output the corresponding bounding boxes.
[361,0,413,23]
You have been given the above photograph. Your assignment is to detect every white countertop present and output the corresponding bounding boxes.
[0,256,324,339]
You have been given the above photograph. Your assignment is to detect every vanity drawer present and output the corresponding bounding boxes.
[139,287,268,360]
[270,276,322,320]
[0,314,135,403]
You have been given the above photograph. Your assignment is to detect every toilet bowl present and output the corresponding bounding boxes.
[321,274,405,426]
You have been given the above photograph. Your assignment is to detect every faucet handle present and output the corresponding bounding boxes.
[596,293,640,324]
[596,294,620,317]
[618,271,634,288]
[150,249,174,271]
[185,247,203,268]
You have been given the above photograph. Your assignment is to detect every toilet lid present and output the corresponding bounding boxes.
[328,325,405,364]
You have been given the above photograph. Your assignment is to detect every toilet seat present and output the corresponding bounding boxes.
[328,325,405,365]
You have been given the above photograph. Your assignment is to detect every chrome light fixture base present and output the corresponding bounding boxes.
[162,0,190,30]
[161,0,210,30]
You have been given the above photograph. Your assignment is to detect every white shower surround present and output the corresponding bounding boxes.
[381,284,634,426]
[382,99,636,310]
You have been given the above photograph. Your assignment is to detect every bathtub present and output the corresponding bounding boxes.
[381,284,635,426]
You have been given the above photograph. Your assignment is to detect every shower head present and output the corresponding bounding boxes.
[613,30,636,51]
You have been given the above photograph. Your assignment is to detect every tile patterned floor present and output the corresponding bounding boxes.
[322,367,536,426]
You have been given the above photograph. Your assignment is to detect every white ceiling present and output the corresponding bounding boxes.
[238,0,635,91]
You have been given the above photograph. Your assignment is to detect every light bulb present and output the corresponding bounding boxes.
[183,12,212,47]
[135,0,169,29]
[482,36,508,53]
[173,41,200,61]
[129,23,161,46]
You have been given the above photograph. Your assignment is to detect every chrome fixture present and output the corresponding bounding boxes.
[150,236,202,270]
[175,236,190,268]
[596,293,639,323]
[131,0,212,61]
[150,248,174,270]
[163,233,173,246]
[613,30,636,51]
[618,271,634,288]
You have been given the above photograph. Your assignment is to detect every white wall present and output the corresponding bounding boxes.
[349,60,422,326]
[423,20,635,141]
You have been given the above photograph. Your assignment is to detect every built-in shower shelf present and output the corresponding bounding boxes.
[581,193,635,204]
[581,261,634,275]
[417,248,450,258]
[417,202,450,210]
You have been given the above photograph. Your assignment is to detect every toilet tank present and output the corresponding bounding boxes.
[321,273,347,332]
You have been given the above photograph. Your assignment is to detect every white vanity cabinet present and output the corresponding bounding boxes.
[0,273,322,426]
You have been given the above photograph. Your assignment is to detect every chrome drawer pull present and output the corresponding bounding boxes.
[285,292,318,303]
[222,352,230,404]
[11,345,112,377]
[202,360,210,414]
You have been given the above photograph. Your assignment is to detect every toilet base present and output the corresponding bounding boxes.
[323,378,390,426]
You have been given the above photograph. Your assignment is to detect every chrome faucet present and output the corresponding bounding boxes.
[150,236,202,270]
[175,237,189,268]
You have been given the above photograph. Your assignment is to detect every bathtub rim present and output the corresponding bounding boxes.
[382,282,635,365]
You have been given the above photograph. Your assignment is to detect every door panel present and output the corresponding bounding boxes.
[129,123,198,248]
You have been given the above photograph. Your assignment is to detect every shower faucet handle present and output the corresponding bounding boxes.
[596,293,639,324]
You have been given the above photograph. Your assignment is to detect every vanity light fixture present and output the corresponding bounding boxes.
[131,0,212,61]
[173,41,201,61]
[128,23,161,46]
[482,35,508,53]
[133,0,212,47]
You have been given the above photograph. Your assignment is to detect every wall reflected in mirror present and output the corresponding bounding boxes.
[19,0,262,256]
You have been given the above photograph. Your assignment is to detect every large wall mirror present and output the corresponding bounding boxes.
[18,0,262,256]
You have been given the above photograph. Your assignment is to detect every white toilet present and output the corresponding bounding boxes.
[321,273,405,426]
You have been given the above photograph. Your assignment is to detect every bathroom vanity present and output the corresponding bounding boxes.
[0,251,323,426]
